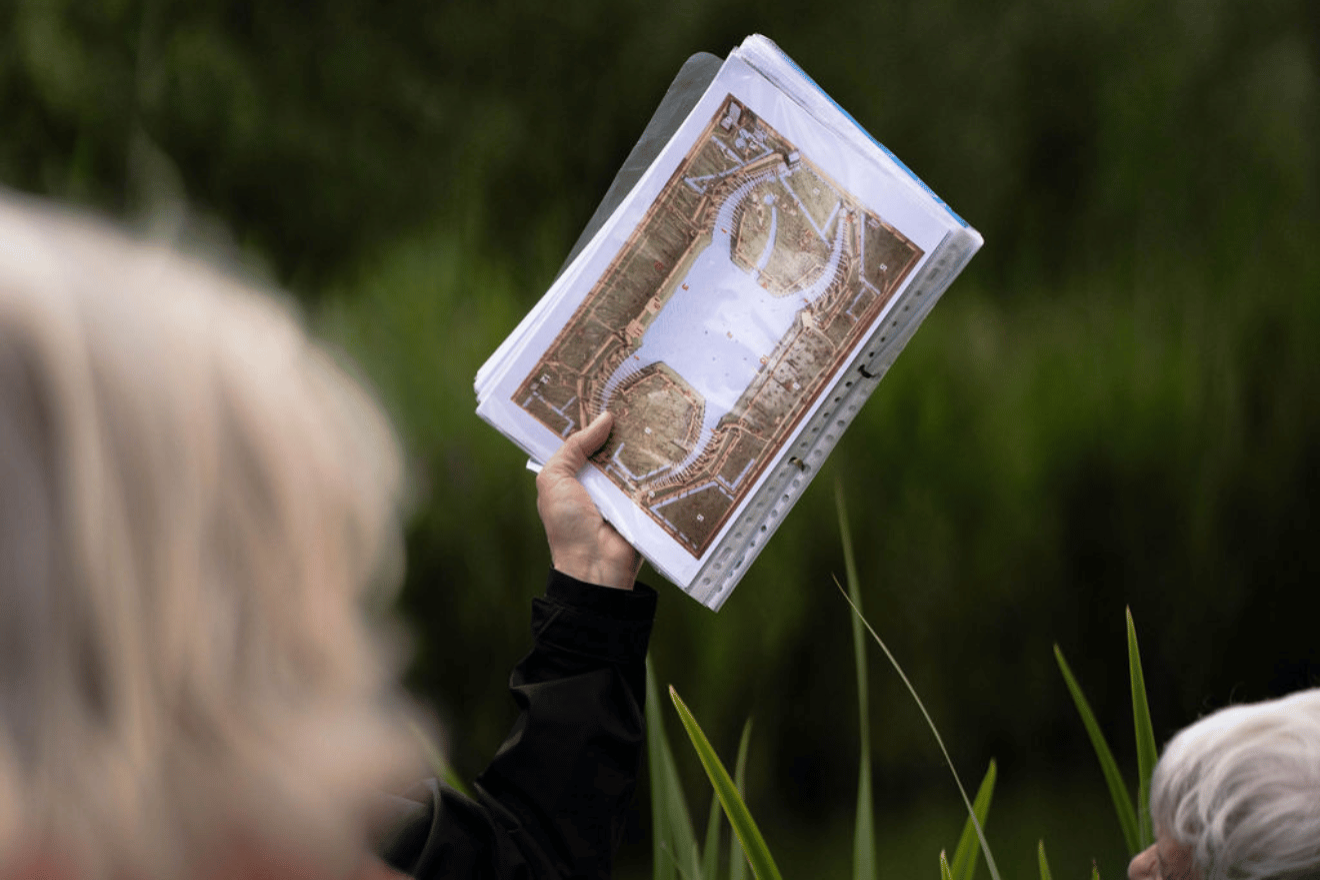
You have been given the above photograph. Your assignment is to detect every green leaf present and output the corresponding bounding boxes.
[836,482,877,880]
[647,660,701,880]
[730,720,753,880]
[646,661,676,880]
[949,760,996,880]
[1091,860,1102,880]
[836,582,1002,880]
[1128,608,1158,849]
[702,789,721,880]
[1054,644,1141,853]
[670,686,784,880]
[1036,840,1052,880]
[940,850,954,880]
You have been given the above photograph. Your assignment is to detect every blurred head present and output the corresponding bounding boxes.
[0,190,418,879]
[1129,688,1320,880]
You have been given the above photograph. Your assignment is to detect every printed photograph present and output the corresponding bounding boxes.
[514,94,922,556]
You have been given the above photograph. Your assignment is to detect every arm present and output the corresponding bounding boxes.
[378,414,654,879]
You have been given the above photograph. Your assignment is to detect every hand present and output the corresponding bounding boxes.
[536,412,642,590]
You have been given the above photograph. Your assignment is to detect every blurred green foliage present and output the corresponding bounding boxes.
[4,0,1318,877]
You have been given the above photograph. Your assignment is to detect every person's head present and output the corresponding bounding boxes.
[0,190,418,879]
[1129,688,1320,880]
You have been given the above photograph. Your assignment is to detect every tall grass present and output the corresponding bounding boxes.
[836,478,876,880]
[651,483,1161,879]
[647,659,762,880]
[1053,610,1159,855]
[832,483,999,880]
[669,685,783,880]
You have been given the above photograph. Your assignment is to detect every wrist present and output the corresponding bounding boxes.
[551,553,636,591]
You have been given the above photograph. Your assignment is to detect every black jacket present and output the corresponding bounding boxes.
[378,571,657,879]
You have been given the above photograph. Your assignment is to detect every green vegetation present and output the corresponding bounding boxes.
[4,1,1316,876]
[670,686,783,880]
[653,488,1159,878]
[1036,841,1053,880]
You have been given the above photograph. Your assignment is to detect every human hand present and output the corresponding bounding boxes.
[535,412,642,590]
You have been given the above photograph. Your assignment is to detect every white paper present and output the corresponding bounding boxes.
[476,38,980,602]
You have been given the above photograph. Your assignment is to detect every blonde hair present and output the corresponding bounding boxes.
[0,190,418,879]
[1151,688,1320,880]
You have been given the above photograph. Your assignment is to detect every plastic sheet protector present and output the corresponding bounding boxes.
[476,36,982,609]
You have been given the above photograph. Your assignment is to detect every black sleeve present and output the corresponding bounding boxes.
[378,569,657,880]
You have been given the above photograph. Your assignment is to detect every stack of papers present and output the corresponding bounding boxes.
[476,35,982,610]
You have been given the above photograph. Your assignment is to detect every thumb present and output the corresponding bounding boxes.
[544,411,613,477]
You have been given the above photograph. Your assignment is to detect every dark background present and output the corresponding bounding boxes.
[5,1,1318,877]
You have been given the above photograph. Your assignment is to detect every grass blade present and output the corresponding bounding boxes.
[646,661,675,880]
[646,660,676,880]
[941,850,954,880]
[949,760,996,880]
[647,660,701,880]
[835,581,1003,880]
[1036,840,1053,880]
[702,789,721,880]
[855,764,876,880]
[1128,608,1158,849]
[670,686,784,880]
[1092,861,1102,880]
[1053,644,1141,853]
[730,720,753,880]
[836,482,877,880]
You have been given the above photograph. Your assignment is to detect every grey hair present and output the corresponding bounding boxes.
[0,190,419,878]
[1150,688,1320,880]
